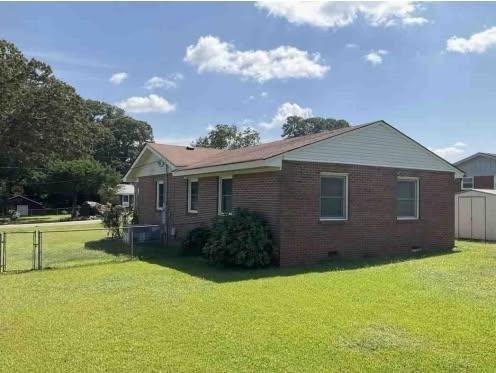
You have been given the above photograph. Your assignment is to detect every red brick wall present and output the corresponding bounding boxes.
[474,176,494,189]
[136,172,281,242]
[279,161,456,266]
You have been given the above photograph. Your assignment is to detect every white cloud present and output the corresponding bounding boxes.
[184,35,329,83]
[346,43,359,49]
[402,16,428,25]
[364,49,388,65]
[432,142,467,161]
[109,72,128,85]
[261,91,268,97]
[255,1,427,29]
[446,26,496,54]
[116,94,176,113]
[260,102,313,129]
[145,73,184,90]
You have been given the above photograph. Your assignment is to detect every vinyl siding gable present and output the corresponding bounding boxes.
[284,122,461,177]
[457,156,496,177]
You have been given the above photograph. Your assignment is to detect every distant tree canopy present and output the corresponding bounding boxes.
[86,100,153,174]
[44,159,121,217]
[0,39,154,203]
[282,116,350,138]
[194,124,260,150]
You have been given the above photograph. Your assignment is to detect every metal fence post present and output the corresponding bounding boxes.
[130,228,134,258]
[32,231,37,270]
[38,231,43,270]
[0,232,4,273]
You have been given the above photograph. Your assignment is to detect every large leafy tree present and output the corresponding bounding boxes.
[194,124,260,149]
[44,159,121,217]
[0,40,96,167]
[282,116,350,138]
[86,100,153,174]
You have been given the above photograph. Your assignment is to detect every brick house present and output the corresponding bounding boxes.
[124,120,463,266]
[454,153,496,190]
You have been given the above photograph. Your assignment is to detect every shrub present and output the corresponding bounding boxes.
[203,208,274,268]
[182,227,211,256]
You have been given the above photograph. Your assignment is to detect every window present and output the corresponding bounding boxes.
[461,177,473,190]
[188,178,199,213]
[122,195,129,207]
[396,177,419,220]
[218,176,232,215]
[320,173,348,220]
[156,181,164,210]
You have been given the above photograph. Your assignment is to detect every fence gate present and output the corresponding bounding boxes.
[0,231,39,272]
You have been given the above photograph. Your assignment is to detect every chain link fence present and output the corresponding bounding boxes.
[0,225,162,273]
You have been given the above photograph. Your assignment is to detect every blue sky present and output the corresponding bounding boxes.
[1,2,495,161]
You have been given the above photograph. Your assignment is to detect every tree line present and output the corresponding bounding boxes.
[1,38,349,216]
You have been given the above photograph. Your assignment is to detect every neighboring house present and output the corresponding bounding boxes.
[454,153,496,190]
[7,195,44,216]
[124,120,463,266]
[116,184,135,208]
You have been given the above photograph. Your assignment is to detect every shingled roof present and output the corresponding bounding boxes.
[177,122,374,170]
[148,143,223,167]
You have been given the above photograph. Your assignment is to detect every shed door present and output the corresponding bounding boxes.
[458,198,472,239]
[457,196,486,240]
[471,197,486,240]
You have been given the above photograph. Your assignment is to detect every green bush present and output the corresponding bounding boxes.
[203,209,274,268]
[182,227,211,256]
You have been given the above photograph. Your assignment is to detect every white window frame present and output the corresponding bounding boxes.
[396,177,419,220]
[218,176,233,215]
[187,178,199,214]
[156,180,164,210]
[122,194,129,207]
[461,177,474,190]
[320,172,348,221]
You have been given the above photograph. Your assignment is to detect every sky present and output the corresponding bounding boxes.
[1,1,495,162]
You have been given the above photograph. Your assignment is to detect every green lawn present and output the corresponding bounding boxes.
[0,214,72,225]
[0,240,495,372]
[0,222,139,271]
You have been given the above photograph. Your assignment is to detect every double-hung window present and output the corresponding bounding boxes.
[461,177,473,190]
[320,173,348,220]
[188,178,199,213]
[156,180,165,210]
[396,177,419,220]
[218,176,232,215]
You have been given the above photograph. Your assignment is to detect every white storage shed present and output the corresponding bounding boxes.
[455,189,496,241]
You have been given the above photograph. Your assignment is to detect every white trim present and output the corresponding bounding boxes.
[156,180,164,211]
[187,178,199,214]
[218,176,233,215]
[461,176,474,190]
[320,172,348,221]
[396,177,419,220]
[123,144,174,182]
[173,158,282,177]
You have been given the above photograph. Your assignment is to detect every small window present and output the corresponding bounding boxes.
[122,195,129,207]
[396,177,419,220]
[188,178,199,213]
[320,173,348,220]
[218,177,232,215]
[461,177,473,190]
[156,181,164,210]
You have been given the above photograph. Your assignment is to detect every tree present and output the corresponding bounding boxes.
[194,124,260,149]
[282,116,350,138]
[0,40,96,167]
[0,39,98,196]
[44,159,120,217]
[86,100,154,174]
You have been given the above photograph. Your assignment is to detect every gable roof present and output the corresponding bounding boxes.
[8,195,43,206]
[454,152,496,166]
[147,143,223,167]
[180,123,373,171]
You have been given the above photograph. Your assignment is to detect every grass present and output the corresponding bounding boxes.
[0,240,495,371]
[0,214,72,225]
[0,222,135,271]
